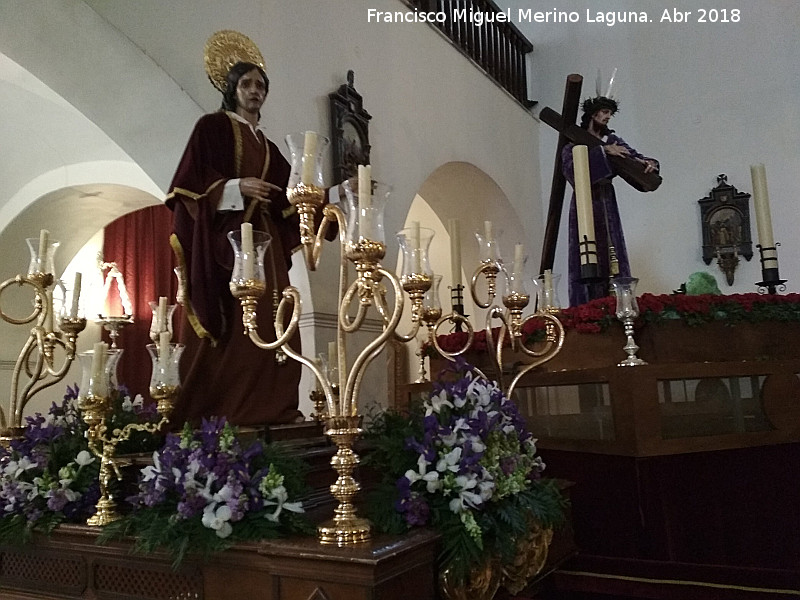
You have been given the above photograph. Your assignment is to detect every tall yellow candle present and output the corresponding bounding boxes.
[327,341,338,371]
[92,341,108,382]
[448,219,462,287]
[158,330,171,371]
[240,222,254,280]
[513,243,524,278]
[37,229,50,272]
[45,289,54,333]
[572,145,596,264]
[358,164,372,238]
[750,164,775,250]
[70,272,82,318]
[544,269,553,294]
[410,221,421,272]
[156,296,167,333]
[483,220,493,242]
[301,131,318,184]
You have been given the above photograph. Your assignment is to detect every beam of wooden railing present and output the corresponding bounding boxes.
[401,0,535,108]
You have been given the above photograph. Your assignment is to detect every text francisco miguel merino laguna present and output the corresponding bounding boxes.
[368,7,680,26]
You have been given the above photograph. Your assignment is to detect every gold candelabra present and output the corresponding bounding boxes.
[431,252,566,399]
[0,234,86,445]
[232,135,440,545]
[78,341,183,526]
[233,133,567,545]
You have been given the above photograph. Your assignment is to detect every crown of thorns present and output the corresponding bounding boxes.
[581,96,619,116]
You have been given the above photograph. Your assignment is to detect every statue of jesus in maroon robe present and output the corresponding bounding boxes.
[166,62,303,427]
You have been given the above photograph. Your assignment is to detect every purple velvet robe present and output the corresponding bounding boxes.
[166,111,303,426]
[562,134,659,306]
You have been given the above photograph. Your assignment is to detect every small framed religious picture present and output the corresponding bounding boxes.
[329,70,371,184]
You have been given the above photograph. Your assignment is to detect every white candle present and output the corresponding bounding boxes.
[37,229,49,272]
[92,341,107,382]
[572,145,596,263]
[70,272,82,318]
[156,296,167,333]
[313,357,324,392]
[358,165,372,238]
[484,220,494,242]
[158,330,171,371]
[751,164,775,250]
[240,222,254,280]
[513,244,524,278]
[45,289,54,333]
[301,131,318,184]
[410,221,421,272]
[327,341,338,371]
[449,219,462,287]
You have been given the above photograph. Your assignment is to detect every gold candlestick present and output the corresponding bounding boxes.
[0,237,86,443]
[79,343,183,526]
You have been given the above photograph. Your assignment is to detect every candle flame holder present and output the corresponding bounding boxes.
[609,277,647,367]
[755,242,787,294]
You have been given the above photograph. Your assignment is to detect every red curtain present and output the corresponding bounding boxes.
[102,203,178,399]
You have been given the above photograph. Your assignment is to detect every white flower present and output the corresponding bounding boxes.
[263,484,303,522]
[4,456,36,479]
[422,471,441,493]
[425,390,453,416]
[75,450,95,467]
[121,397,133,412]
[202,503,233,538]
[436,447,461,473]
[141,451,162,482]
[132,394,144,408]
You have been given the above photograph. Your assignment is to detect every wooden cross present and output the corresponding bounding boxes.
[538,75,662,274]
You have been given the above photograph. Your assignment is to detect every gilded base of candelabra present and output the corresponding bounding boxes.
[150,385,179,421]
[318,516,372,546]
[86,496,119,527]
[318,415,371,546]
[0,426,26,448]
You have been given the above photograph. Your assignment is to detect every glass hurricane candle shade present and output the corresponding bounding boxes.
[532,273,562,313]
[147,301,178,343]
[58,281,84,320]
[26,238,59,276]
[424,275,443,313]
[77,348,123,400]
[498,266,530,305]
[396,226,435,280]
[284,131,330,189]
[227,230,272,286]
[474,231,503,264]
[341,177,391,244]
[610,277,640,319]
[146,343,184,391]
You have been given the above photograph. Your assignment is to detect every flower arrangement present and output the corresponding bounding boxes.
[99,417,313,566]
[433,293,800,348]
[560,292,800,333]
[364,360,566,584]
[0,384,160,542]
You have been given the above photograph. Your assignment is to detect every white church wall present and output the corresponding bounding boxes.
[500,0,800,297]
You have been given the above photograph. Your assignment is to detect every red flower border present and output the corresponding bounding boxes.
[434,293,800,353]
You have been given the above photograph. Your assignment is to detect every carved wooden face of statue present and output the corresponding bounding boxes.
[591,108,614,131]
[234,68,267,119]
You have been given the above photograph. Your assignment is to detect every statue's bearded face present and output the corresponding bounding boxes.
[591,108,613,130]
